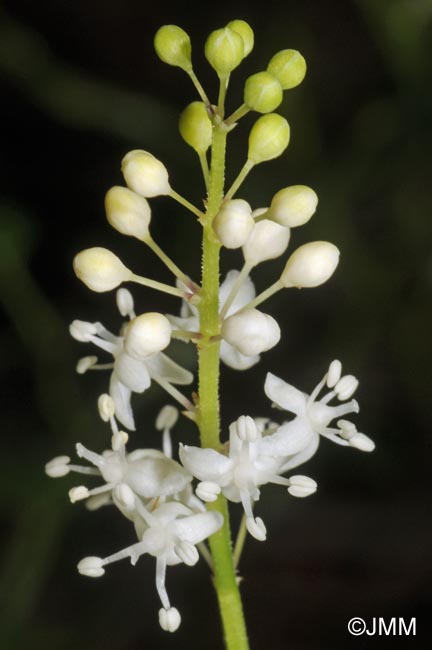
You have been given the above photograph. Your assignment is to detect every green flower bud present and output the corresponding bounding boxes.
[205,27,244,76]
[267,49,306,90]
[268,185,318,227]
[244,71,283,113]
[248,114,290,164]
[154,25,192,72]
[227,20,254,57]
[179,102,213,154]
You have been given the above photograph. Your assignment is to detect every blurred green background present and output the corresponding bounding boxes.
[0,1,431,648]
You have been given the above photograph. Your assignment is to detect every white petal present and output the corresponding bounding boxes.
[219,270,256,316]
[126,457,191,498]
[109,374,135,431]
[145,353,193,385]
[259,418,313,458]
[179,445,233,485]
[173,511,223,544]
[264,373,307,415]
[278,433,320,472]
[114,351,151,392]
[220,340,260,370]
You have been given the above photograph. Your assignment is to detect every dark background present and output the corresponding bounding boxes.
[1,1,431,649]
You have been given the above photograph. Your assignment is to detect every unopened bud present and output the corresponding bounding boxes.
[154,25,192,72]
[267,49,306,90]
[280,241,340,288]
[243,220,290,266]
[213,199,254,249]
[244,71,283,113]
[222,308,280,356]
[124,313,171,360]
[179,102,213,154]
[268,185,318,227]
[122,150,170,198]
[73,247,131,293]
[105,186,151,241]
[227,20,254,57]
[248,114,290,164]
[205,27,244,75]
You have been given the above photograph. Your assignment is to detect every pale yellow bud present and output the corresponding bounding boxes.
[267,49,306,90]
[213,199,254,249]
[244,71,283,113]
[179,102,213,154]
[105,186,151,240]
[227,20,254,57]
[125,312,171,359]
[205,27,244,75]
[154,25,192,72]
[280,241,340,288]
[73,247,131,293]
[121,150,170,198]
[248,114,290,164]
[269,185,318,227]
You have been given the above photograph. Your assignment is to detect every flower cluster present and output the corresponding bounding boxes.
[46,19,375,636]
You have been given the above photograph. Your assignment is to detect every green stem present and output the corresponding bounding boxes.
[198,122,249,650]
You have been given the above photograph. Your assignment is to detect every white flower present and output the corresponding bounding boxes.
[262,360,375,471]
[77,498,223,631]
[180,415,317,542]
[71,289,193,429]
[169,270,265,370]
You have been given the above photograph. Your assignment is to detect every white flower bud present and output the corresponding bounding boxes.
[280,241,340,288]
[205,27,244,75]
[213,199,255,249]
[116,288,135,318]
[156,405,179,431]
[174,541,199,566]
[327,359,342,388]
[222,308,280,356]
[248,114,290,164]
[45,456,71,478]
[73,248,131,293]
[121,150,170,198]
[76,355,98,374]
[234,415,259,442]
[287,475,317,497]
[195,481,221,502]
[69,320,98,342]
[268,185,318,227]
[159,607,181,633]
[77,556,105,578]
[243,220,290,266]
[335,375,359,400]
[105,186,151,241]
[124,312,171,360]
[97,394,115,422]
[69,486,90,503]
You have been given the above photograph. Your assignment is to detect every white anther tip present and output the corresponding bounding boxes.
[156,405,179,431]
[246,516,267,541]
[76,355,98,374]
[111,431,127,451]
[175,541,199,566]
[349,433,375,452]
[116,288,135,317]
[45,456,71,478]
[69,320,98,342]
[69,486,90,503]
[98,394,116,421]
[77,556,105,578]
[326,359,342,388]
[335,375,359,400]
[195,481,221,502]
[159,607,181,633]
[235,415,259,442]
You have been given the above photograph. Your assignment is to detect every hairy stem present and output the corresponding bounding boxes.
[198,122,249,650]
